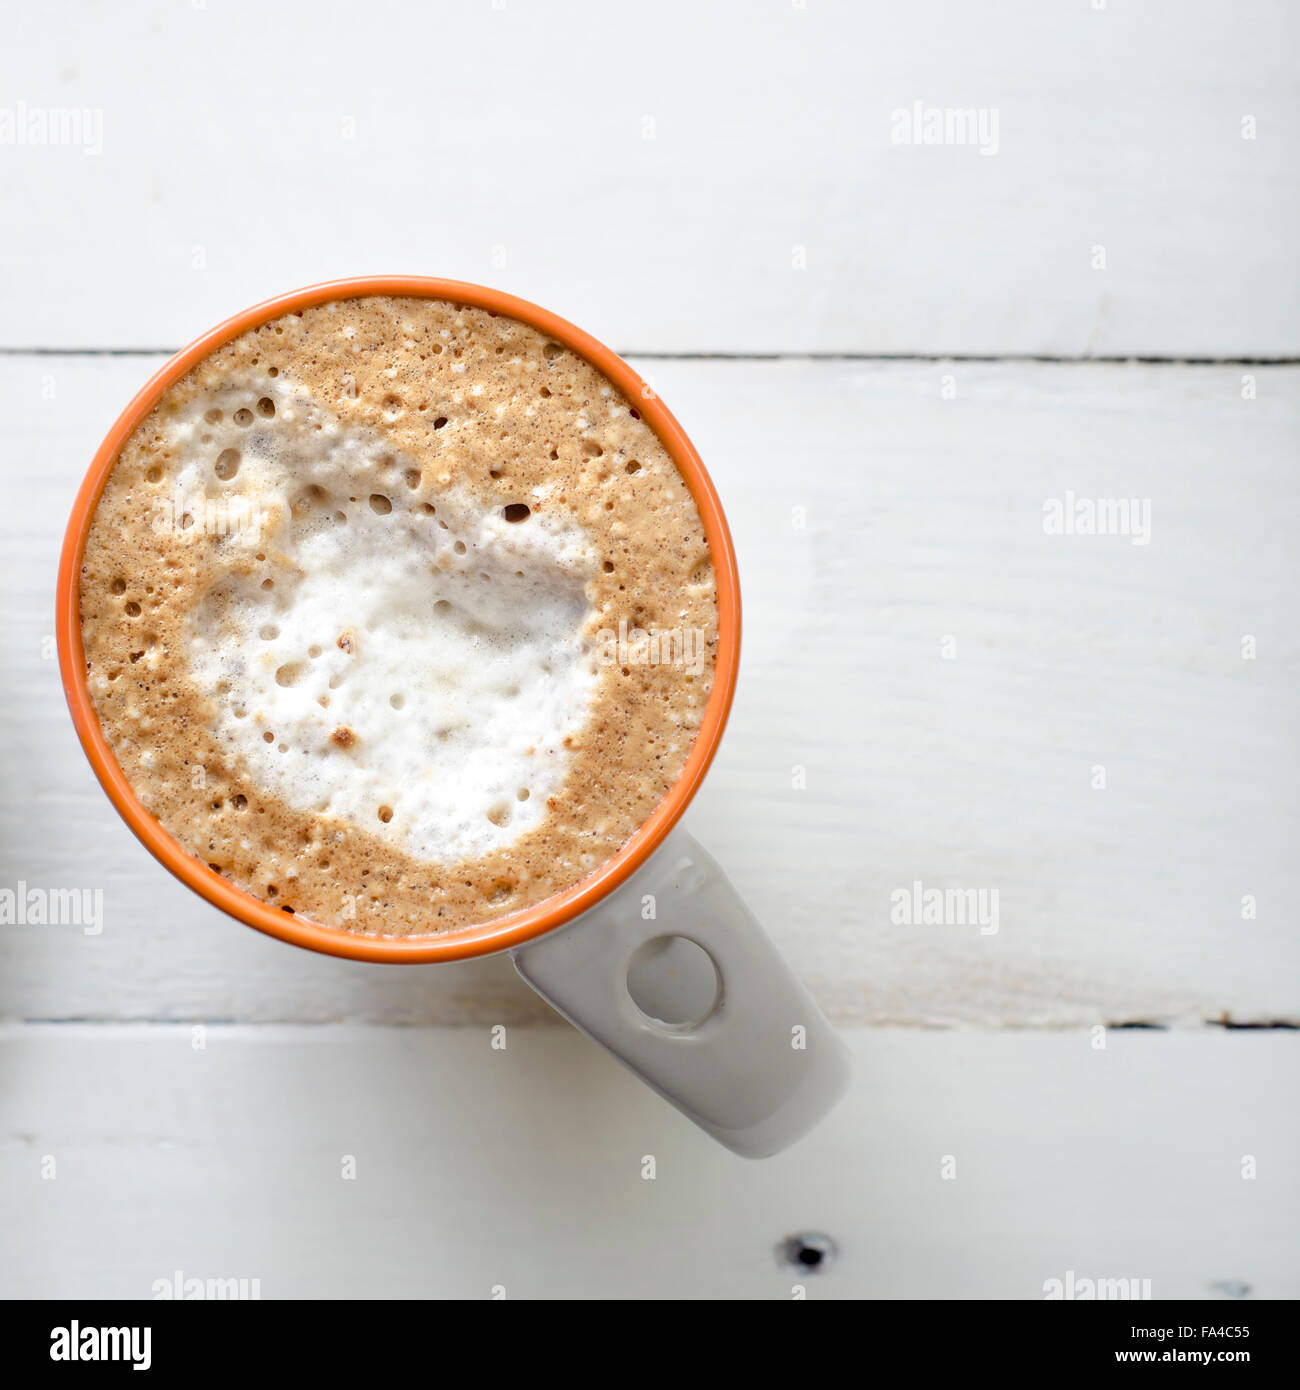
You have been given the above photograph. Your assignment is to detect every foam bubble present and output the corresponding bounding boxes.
[178,373,600,864]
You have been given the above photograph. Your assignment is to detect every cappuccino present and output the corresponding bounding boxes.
[79,296,717,935]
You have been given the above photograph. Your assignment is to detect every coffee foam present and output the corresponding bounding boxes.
[177,373,600,863]
[80,295,719,936]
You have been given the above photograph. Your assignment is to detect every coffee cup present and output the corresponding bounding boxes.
[56,277,850,1157]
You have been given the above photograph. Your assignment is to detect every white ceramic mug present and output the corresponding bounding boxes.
[57,276,851,1158]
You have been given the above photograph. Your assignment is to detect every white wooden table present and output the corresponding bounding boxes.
[1,0,1296,1300]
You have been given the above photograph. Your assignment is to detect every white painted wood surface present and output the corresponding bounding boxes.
[2,1026,1294,1300]
[2,0,1296,356]
[2,0,1296,1301]
[4,355,1297,1026]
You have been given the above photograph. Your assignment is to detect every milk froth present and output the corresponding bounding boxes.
[79,295,717,935]
[181,372,599,862]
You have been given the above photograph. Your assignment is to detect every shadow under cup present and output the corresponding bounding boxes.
[56,276,742,964]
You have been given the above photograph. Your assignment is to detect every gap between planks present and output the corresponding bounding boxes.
[2,349,1299,365]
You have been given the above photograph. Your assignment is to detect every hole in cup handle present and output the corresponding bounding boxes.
[624,933,721,1029]
[511,828,851,1157]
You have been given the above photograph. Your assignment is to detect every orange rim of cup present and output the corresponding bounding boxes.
[55,277,741,963]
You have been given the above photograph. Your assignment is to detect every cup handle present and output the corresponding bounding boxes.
[511,828,850,1157]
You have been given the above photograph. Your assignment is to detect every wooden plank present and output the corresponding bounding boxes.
[1,0,1296,355]
[1,1025,1294,1299]
[2,356,1296,1025]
